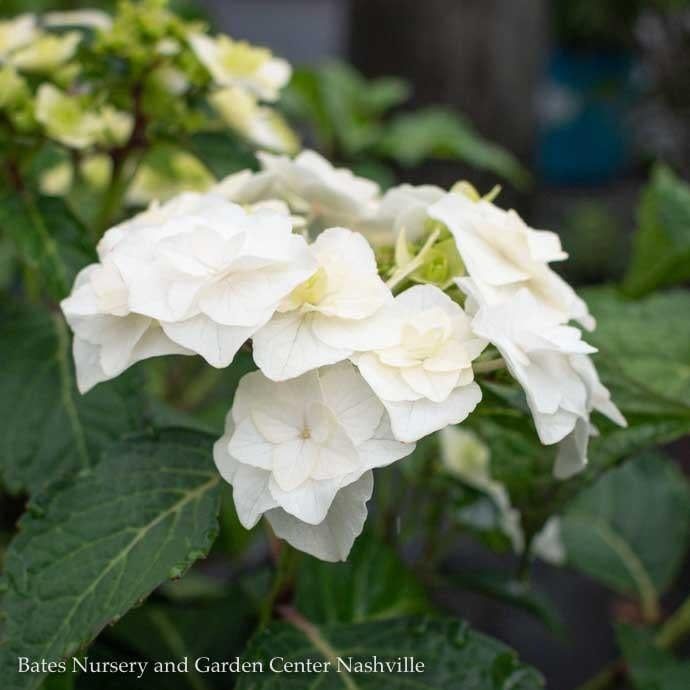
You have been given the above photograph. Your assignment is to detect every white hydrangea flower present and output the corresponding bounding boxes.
[356,183,445,246]
[210,86,298,154]
[440,426,521,537]
[100,193,316,368]
[464,281,625,477]
[0,14,38,60]
[188,33,291,102]
[252,227,392,381]
[257,150,380,228]
[213,362,414,561]
[61,261,190,393]
[532,517,566,565]
[353,285,486,443]
[439,426,566,564]
[212,168,278,206]
[10,31,81,73]
[428,191,594,330]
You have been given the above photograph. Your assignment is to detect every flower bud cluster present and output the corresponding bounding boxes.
[0,4,298,203]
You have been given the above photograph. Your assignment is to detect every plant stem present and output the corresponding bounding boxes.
[386,229,440,292]
[94,150,138,236]
[259,541,301,629]
[473,357,506,375]
[656,594,690,649]
[575,593,690,690]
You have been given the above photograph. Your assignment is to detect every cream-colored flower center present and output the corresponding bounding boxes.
[218,38,269,76]
[399,308,451,360]
[281,266,328,311]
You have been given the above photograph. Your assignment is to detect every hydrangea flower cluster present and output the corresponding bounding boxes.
[61,147,626,561]
[0,4,298,207]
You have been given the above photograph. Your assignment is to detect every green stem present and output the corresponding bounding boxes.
[656,594,690,649]
[259,542,301,629]
[386,229,440,292]
[473,357,506,375]
[94,150,138,236]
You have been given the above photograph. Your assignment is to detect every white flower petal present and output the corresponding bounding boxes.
[265,471,373,562]
[227,417,275,470]
[383,382,482,443]
[253,311,351,381]
[355,352,420,402]
[318,361,383,444]
[401,365,462,403]
[161,315,255,368]
[268,474,343,525]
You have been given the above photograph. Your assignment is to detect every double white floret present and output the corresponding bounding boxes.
[213,362,414,561]
[62,193,316,389]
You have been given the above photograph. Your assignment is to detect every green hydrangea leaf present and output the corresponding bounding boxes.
[0,429,221,690]
[561,453,690,616]
[623,164,690,298]
[294,531,429,624]
[237,615,544,689]
[0,304,148,494]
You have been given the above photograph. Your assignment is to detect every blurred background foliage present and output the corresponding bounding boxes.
[0,2,689,690]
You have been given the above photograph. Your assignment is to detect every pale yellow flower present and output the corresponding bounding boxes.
[189,33,290,101]
[210,87,298,154]
[10,31,81,73]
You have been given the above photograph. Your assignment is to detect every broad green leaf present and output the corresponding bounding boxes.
[104,587,256,690]
[561,453,690,617]
[284,62,409,158]
[377,108,530,188]
[295,531,429,624]
[438,571,565,635]
[582,286,690,411]
[237,616,544,689]
[0,305,148,494]
[623,164,690,298]
[0,192,94,299]
[0,429,222,690]
[617,625,690,690]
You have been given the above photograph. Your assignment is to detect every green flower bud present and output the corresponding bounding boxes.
[411,237,465,289]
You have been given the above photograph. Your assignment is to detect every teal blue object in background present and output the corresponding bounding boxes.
[537,50,636,184]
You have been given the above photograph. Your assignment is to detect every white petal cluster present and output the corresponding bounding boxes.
[61,193,316,390]
[354,285,486,442]
[429,191,594,330]
[59,146,627,560]
[256,150,380,228]
[253,227,392,380]
[356,184,445,246]
[213,362,414,561]
[465,282,626,477]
